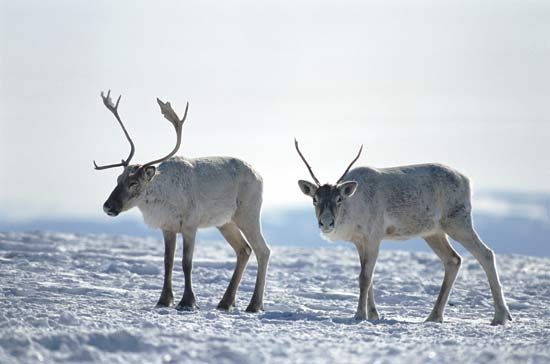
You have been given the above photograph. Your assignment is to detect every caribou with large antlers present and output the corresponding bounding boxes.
[95,91,270,312]
[295,139,512,325]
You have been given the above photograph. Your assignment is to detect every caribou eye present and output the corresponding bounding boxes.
[313,196,319,205]
[128,182,138,189]
[335,196,343,204]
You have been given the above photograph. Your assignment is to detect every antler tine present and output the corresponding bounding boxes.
[93,159,126,170]
[336,145,363,183]
[294,138,321,186]
[93,90,136,170]
[140,99,189,169]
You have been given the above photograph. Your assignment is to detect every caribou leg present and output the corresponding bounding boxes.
[423,234,462,323]
[156,230,176,307]
[443,214,512,325]
[234,217,270,312]
[217,222,252,310]
[176,229,198,310]
[354,240,380,321]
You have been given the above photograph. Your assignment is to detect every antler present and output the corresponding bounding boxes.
[140,98,189,169]
[294,139,321,186]
[93,90,136,170]
[336,145,363,183]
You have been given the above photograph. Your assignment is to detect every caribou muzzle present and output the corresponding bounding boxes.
[319,218,335,232]
[318,209,336,233]
[103,201,120,217]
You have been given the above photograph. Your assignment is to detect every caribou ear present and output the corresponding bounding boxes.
[337,181,358,198]
[143,165,157,181]
[298,180,318,197]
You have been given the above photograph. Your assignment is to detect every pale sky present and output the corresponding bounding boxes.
[1,0,549,221]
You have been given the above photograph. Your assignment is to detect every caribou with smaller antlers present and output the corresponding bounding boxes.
[94,91,270,312]
[295,140,512,325]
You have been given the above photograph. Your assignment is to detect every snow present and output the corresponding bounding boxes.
[1,231,549,363]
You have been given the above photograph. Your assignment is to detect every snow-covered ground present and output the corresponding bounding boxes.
[1,231,549,363]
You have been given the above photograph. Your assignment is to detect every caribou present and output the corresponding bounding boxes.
[294,139,512,325]
[94,91,270,312]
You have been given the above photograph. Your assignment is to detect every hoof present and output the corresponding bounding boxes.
[217,301,234,311]
[368,310,380,321]
[155,297,173,308]
[176,296,198,311]
[176,292,197,311]
[155,301,172,308]
[354,312,367,321]
[245,304,263,313]
[424,315,443,324]
[490,309,513,326]
[176,303,198,311]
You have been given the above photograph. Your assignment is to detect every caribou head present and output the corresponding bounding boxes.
[295,139,362,233]
[94,90,189,216]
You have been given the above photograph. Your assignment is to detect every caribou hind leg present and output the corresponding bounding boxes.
[443,214,512,325]
[238,220,270,312]
[233,215,270,312]
[156,230,176,307]
[423,233,462,323]
[217,222,252,310]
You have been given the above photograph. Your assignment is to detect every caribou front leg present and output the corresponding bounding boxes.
[156,230,176,307]
[354,240,380,321]
[176,229,198,310]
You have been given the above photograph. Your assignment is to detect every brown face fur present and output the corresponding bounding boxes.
[103,165,156,216]
[313,185,342,232]
[298,180,358,233]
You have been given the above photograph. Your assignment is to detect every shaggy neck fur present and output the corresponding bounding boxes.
[135,167,193,231]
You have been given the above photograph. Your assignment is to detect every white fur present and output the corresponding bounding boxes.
[107,155,270,312]
[136,157,253,231]
[302,163,512,325]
